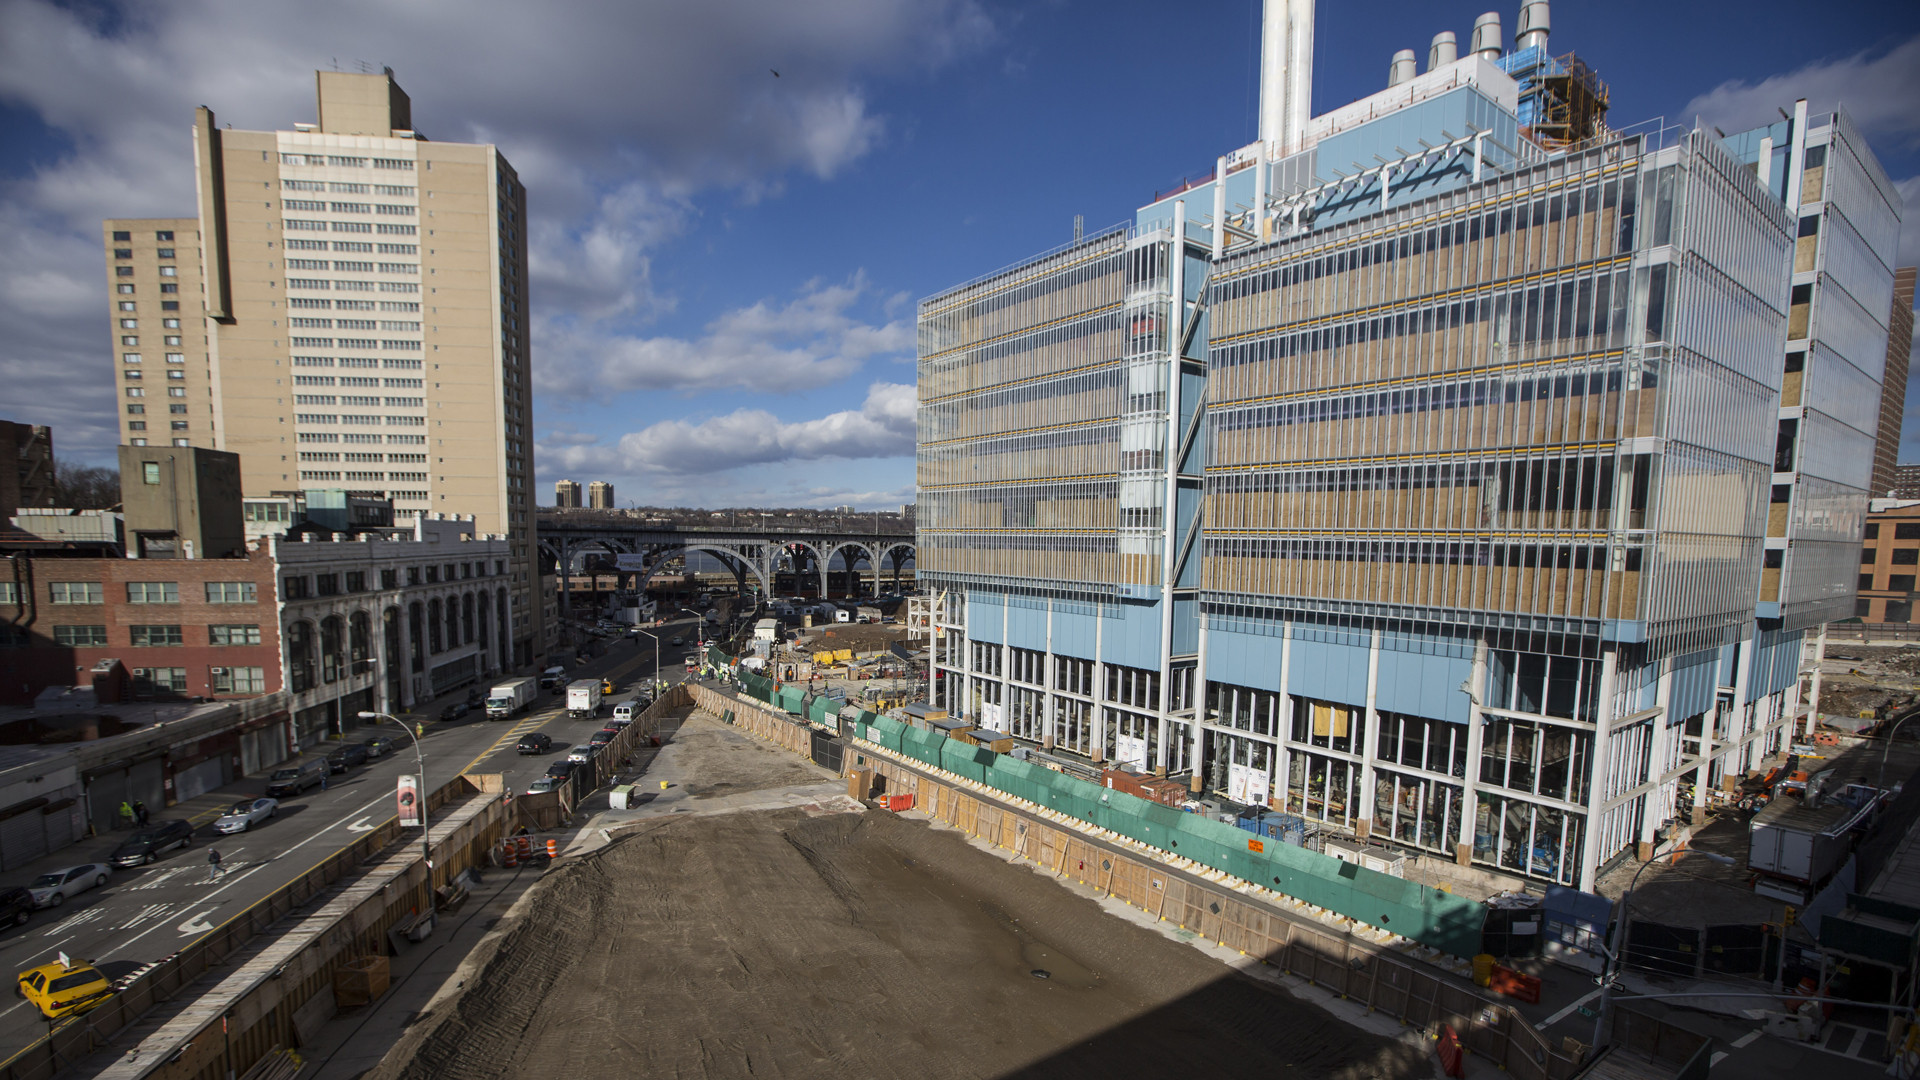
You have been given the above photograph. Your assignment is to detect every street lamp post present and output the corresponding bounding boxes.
[1592,848,1736,1051]
[633,629,660,696]
[358,711,431,871]
[1876,707,1919,791]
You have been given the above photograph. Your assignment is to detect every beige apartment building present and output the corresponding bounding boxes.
[587,480,614,509]
[554,479,582,508]
[104,69,545,667]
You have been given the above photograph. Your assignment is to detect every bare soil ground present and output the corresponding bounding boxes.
[372,715,1428,1080]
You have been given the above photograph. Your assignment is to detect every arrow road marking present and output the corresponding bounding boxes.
[176,909,217,935]
[346,817,377,832]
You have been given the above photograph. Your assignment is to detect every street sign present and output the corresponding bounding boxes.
[397,774,422,827]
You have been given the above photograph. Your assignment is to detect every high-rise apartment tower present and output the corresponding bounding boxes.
[587,481,614,509]
[554,479,582,508]
[105,69,543,667]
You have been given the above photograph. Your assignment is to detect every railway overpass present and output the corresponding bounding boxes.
[535,510,915,618]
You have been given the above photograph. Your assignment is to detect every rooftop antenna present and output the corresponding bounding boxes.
[1073,214,1084,242]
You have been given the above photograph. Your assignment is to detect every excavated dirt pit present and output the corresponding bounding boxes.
[373,715,1429,1080]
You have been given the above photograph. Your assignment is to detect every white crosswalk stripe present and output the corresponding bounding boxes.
[128,867,190,890]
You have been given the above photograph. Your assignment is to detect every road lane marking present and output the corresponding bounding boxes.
[128,867,189,891]
[116,904,174,931]
[175,910,217,935]
[1731,1031,1761,1049]
[41,909,104,937]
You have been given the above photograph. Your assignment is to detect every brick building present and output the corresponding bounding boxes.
[1855,499,1920,623]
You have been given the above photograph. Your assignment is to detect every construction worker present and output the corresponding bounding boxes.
[118,801,135,829]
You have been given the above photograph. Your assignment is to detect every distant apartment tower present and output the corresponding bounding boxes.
[555,480,582,508]
[104,69,543,667]
[102,220,209,448]
[1871,267,1916,497]
[0,420,55,520]
[587,481,614,509]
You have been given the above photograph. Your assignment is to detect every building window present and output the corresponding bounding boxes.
[381,569,399,589]
[211,667,266,693]
[350,610,370,669]
[126,581,179,604]
[131,667,189,696]
[1897,524,1920,541]
[122,335,138,346]
[205,581,257,604]
[321,615,343,683]
[118,284,134,294]
[130,438,147,445]
[1895,549,1920,565]
[1863,548,1878,564]
[128,421,148,431]
[287,621,315,693]
[130,625,184,647]
[116,266,133,277]
[283,575,312,599]
[0,582,14,605]
[1893,576,1917,593]
[142,461,161,484]
[155,230,173,241]
[210,624,262,645]
[346,571,367,592]
[168,387,186,397]
[157,247,174,258]
[127,405,145,415]
[1860,573,1875,590]
[112,230,130,241]
[53,625,109,646]
[1866,523,1882,540]
[127,387,145,398]
[49,581,103,604]
[119,301,136,311]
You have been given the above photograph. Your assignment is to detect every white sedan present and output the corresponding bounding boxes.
[214,797,278,834]
[27,864,111,908]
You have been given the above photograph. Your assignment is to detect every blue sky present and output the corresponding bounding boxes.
[1,0,1916,510]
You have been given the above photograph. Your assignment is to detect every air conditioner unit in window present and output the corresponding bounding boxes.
[209,667,226,675]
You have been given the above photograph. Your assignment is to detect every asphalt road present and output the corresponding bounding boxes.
[0,619,704,1056]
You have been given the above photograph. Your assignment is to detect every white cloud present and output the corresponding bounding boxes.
[536,275,914,395]
[0,0,990,464]
[537,381,915,480]
[1682,35,1920,152]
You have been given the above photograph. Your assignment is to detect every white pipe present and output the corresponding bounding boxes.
[1258,0,1287,148]
[1756,135,1774,191]
[1212,156,1227,258]
[1259,0,1315,156]
[1285,0,1313,155]
[1253,146,1268,241]
[1784,98,1809,212]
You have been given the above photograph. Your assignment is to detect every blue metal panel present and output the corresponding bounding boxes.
[1374,640,1472,726]
[967,592,1004,645]
[1099,599,1164,670]
[1204,624,1281,691]
[1050,604,1097,660]
[1005,596,1048,652]
[1288,633,1368,707]
[1668,649,1720,724]
[1718,643,1740,688]
[1748,626,1804,698]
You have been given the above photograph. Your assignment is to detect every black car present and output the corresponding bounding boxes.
[439,701,471,722]
[516,732,552,755]
[588,728,618,750]
[0,886,34,927]
[363,735,399,759]
[326,743,370,773]
[110,820,195,868]
[545,760,578,781]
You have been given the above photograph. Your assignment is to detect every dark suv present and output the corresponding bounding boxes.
[111,820,195,868]
[516,732,552,755]
[326,743,370,773]
[0,886,33,927]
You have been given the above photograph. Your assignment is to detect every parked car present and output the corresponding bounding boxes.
[588,728,619,750]
[465,687,485,706]
[326,743,370,773]
[26,865,110,908]
[265,759,327,797]
[439,701,471,722]
[516,732,552,755]
[565,745,596,765]
[110,821,195,868]
[544,760,578,782]
[16,959,113,1019]
[215,798,278,835]
[669,635,685,646]
[524,777,561,795]
[0,886,35,927]
[363,735,399,760]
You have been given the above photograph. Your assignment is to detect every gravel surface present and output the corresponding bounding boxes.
[371,714,1428,1080]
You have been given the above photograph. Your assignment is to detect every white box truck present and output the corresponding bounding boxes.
[566,679,603,719]
[485,677,538,720]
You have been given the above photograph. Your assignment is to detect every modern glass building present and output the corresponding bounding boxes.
[916,1,1905,890]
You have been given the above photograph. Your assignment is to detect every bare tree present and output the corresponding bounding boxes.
[52,464,121,510]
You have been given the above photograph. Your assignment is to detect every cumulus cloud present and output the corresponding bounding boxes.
[538,381,915,479]
[1682,35,1920,152]
[536,275,914,395]
[0,0,989,463]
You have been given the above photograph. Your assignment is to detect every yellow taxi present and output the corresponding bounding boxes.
[15,955,113,1019]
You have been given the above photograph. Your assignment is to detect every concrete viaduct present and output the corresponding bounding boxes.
[535,510,916,620]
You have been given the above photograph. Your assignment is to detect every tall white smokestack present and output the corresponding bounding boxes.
[1471,11,1503,60]
[1515,0,1549,53]
[1258,0,1315,156]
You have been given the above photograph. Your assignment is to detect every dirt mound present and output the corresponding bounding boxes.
[374,808,1425,1080]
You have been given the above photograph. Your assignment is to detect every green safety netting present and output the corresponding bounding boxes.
[807,698,838,728]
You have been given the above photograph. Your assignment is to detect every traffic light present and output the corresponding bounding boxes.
[1783,905,1797,928]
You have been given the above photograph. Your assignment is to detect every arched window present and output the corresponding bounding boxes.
[384,608,404,704]
[409,602,425,672]
[445,595,460,649]
[428,598,443,654]
[320,615,343,684]
[496,589,510,669]
[287,621,315,693]
[477,594,489,648]
[349,610,371,671]
[462,593,475,644]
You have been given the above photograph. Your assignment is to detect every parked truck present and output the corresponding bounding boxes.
[566,679,603,719]
[485,676,538,720]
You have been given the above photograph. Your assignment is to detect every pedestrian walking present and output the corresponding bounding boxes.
[206,848,224,882]
[132,800,149,826]
[416,721,425,738]
[320,771,328,791]
[118,801,135,830]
